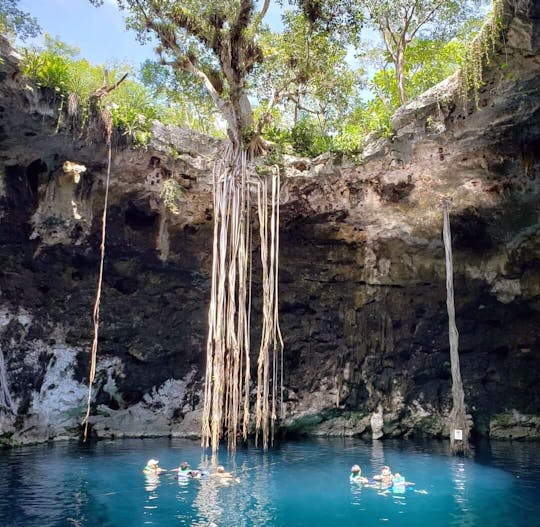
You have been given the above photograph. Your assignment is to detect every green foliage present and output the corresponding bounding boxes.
[290,117,332,157]
[262,125,292,149]
[0,0,40,41]
[255,11,362,134]
[20,35,224,144]
[162,179,184,215]
[106,80,157,138]
[330,123,364,155]
[353,0,487,103]
[332,30,478,153]
[139,60,221,136]
[17,1,499,159]
[91,0,269,145]
[286,0,364,45]
[22,48,71,93]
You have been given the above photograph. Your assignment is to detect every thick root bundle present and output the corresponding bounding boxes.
[202,146,282,453]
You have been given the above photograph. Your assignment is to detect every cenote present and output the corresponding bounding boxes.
[1,2,540,527]
[1,438,539,527]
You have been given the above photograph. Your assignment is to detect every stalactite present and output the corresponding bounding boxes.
[0,346,15,415]
[202,146,282,454]
[442,198,470,456]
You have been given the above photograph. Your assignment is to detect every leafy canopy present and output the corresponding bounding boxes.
[0,0,40,41]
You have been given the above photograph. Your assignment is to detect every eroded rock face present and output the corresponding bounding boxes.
[0,0,539,445]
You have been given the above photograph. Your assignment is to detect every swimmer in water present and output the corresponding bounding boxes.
[211,465,240,483]
[143,459,166,475]
[176,461,203,479]
[350,464,369,484]
[391,472,407,493]
[373,466,393,488]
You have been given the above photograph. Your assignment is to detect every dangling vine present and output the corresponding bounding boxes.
[202,145,283,454]
[82,107,113,442]
[254,168,283,450]
[80,75,126,441]
[458,0,505,110]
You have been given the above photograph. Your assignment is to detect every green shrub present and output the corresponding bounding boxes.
[290,118,332,158]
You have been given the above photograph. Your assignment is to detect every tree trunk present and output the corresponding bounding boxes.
[442,199,470,455]
[294,86,300,127]
[395,47,407,105]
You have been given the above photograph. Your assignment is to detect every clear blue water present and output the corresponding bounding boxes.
[1,437,539,527]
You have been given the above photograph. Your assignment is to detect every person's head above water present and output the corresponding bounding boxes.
[217,466,225,473]
[147,459,159,468]
[381,466,391,476]
[180,461,189,470]
[351,464,361,474]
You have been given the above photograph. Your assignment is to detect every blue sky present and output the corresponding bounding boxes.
[19,0,285,67]
[20,0,155,66]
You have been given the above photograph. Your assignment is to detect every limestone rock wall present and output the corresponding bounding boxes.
[0,0,539,445]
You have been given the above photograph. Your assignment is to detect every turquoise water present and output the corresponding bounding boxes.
[1,437,539,526]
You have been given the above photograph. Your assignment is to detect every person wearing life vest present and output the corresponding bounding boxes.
[143,459,165,475]
[391,472,407,493]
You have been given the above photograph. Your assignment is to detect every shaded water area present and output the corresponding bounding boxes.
[1,437,539,526]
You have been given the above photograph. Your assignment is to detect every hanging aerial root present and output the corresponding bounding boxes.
[442,198,470,456]
[254,167,283,450]
[82,120,113,441]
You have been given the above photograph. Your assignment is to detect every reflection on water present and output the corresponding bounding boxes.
[144,473,160,492]
[349,480,365,509]
[192,454,275,527]
[450,459,476,527]
[245,455,275,526]
[370,439,386,473]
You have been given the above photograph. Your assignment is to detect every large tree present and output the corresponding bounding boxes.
[91,0,270,152]
[362,0,476,104]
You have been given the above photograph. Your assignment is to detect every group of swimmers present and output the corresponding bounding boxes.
[143,459,239,483]
[350,464,412,494]
[143,458,414,493]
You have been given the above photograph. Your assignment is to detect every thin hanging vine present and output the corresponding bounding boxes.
[82,109,113,442]
[80,75,127,440]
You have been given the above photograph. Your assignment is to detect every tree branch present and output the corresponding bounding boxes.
[229,0,255,81]
[408,0,446,42]
[253,0,271,32]
[92,72,129,100]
